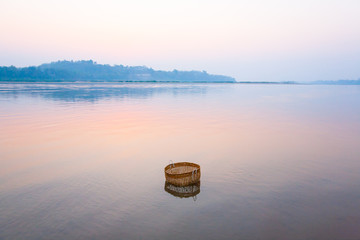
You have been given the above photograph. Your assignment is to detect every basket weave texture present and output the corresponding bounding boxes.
[164,162,201,187]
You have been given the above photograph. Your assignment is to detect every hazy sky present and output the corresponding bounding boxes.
[0,0,359,81]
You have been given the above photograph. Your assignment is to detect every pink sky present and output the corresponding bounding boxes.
[0,0,360,81]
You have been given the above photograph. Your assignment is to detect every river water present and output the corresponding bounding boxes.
[0,83,360,239]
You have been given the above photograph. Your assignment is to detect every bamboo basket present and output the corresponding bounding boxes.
[164,162,201,187]
[164,181,200,199]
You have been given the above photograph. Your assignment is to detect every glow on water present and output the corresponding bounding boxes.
[0,83,360,239]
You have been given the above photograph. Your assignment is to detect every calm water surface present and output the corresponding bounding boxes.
[1,83,360,240]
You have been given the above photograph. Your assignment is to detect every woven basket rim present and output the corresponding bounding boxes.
[164,162,200,177]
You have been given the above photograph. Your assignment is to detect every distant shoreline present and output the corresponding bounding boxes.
[1,81,359,85]
[0,60,236,83]
[1,60,359,85]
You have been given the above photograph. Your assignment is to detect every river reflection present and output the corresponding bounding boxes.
[0,83,208,102]
[164,181,201,200]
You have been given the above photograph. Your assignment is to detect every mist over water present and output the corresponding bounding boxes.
[1,83,360,240]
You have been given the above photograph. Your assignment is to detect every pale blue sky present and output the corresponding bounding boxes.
[0,0,359,81]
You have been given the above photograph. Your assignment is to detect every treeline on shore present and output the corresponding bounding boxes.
[0,60,236,82]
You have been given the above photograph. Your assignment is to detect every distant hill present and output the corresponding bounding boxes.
[0,60,236,82]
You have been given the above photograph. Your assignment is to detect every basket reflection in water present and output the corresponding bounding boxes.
[164,181,200,199]
[164,162,201,187]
